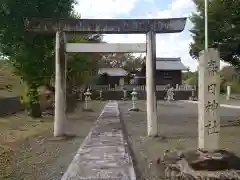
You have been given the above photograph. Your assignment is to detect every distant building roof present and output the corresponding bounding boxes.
[98,68,128,76]
[155,57,188,70]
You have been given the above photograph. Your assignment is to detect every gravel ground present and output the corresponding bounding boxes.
[0,101,106,180]
[220,98,240,106]
[119,100,240,180]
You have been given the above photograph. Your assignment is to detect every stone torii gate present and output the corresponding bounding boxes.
[24,18,187,137]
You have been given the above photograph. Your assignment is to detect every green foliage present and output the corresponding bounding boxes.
[0,0,75,84]
[123,55,144,73]
[0,0,75,117]
[100,53,144,75]
[20,86,40,117]
[184,65,240,94]
[220,65,240,82]
[183,71,198,85]
[220,76,227,93]
[183,71,196,81]
[67,34,103,88]
[219,65,240,93]
[230,81,240,94]
[64,34,103,110]
[186,76,198,85]
[190,0,240,67]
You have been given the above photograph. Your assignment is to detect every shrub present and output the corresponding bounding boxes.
[231,81,240,94]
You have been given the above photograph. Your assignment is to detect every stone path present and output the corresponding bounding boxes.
[61,101,136,180]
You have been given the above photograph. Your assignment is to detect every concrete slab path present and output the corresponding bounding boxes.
[61,101,136,180]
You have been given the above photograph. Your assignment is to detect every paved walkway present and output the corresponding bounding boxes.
[61,101,136,180]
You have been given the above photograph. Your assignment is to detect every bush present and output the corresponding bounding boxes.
[231,81,240,94]
[20,85,42,118]
[185,76,198,85]
[20,89,31,112]
[220,78,227,93]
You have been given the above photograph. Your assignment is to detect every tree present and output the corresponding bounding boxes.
[219,65,240,93]
[220,66,237,82]
[123,55,144,74]
[182,71,195,82]
[0,0,75,117]
[189,0,240,67]
[66,34,103,92]
[99,53,144,73]
[100,53,133,68]
[184,71,198,85]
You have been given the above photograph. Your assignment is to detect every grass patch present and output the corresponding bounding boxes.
[0,112,53,153]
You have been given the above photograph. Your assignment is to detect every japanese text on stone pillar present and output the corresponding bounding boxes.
[205,59,219,135]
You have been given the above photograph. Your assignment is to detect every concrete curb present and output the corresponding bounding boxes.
[181,100,240,109]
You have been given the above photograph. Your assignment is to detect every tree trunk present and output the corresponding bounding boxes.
[27,84,42,118]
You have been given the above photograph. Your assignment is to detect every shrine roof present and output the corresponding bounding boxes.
[155,57,188,70]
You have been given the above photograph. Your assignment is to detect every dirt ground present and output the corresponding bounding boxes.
[220,94,240,106]
[0,100,105,180]
[119,100,240,180]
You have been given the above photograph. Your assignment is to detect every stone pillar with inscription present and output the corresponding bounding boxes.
[198,48,220,151]
[146,31,158,137]
[54,31,67,137]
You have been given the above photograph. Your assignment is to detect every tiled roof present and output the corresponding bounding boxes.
[98,68,128,76]
[155,57,188,70]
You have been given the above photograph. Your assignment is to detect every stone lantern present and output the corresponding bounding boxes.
[122,89,128,101]
[83,88,93,111]
[97,89,104,101]
[129,88,139,111]
[167,87,175,101]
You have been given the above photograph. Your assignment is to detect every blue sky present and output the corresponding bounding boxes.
[74,0,227,71]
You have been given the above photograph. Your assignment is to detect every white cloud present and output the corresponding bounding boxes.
[103,0,198,71]
[147,0,195,18]
[74,0,227,71]
[75,0,138,19]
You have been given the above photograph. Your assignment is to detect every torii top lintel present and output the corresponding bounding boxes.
[24,18,187,34]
